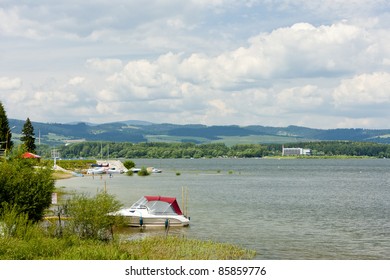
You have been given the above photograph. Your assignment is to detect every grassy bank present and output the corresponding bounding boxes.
[0,235,256,260]
[52,170,74,180]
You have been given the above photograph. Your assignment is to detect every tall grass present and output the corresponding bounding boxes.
[120,236,256,260]
[0,234,255,260]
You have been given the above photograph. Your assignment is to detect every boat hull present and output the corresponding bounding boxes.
[124,216,189,227]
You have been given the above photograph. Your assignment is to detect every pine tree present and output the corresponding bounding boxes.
[0,101,12,153]
[20,117,36,153]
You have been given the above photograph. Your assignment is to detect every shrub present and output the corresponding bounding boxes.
[0,203,43,241]
[123,160,135,170]
[137,166,150,176]
[65,192,123,240]
[0,158,55,222]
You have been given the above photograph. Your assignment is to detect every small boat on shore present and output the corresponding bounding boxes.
[130,168,142,173]
[106,167,124,174]
[150,167,162,173]
[113,196,190,227]
[86,167,105,174]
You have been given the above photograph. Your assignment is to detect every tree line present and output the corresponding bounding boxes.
[36,140,390,159]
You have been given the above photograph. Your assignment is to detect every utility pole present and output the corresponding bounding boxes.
[51,149,60,169]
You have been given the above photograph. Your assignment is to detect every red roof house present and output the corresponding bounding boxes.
[22,152,41,159]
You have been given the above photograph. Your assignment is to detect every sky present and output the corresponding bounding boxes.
[0,0,389,129]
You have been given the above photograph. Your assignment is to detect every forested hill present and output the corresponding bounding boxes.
[9,119,390,146]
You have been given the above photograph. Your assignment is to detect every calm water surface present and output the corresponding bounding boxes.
[56,158,390,259]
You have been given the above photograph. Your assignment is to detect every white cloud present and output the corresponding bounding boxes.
[68,76,85,86]
[85,58,123,73]
[267,0,389,19]
[0,77,22,90]
[1,1,389,128]
[333,72,390,107]
[97,21,377,96]
[276,85,324,110]
[0,7,42,39]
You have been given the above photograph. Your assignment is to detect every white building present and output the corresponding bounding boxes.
[282,147,311,156]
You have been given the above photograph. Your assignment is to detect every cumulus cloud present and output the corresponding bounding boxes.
[95,21,378,95]
[1,1,389,128]
[276,85,324,110]
[0,77,22,90]
[0,7,42,39]
[333,72,390,107]
[68,76,85,86]
[60,20,388,126]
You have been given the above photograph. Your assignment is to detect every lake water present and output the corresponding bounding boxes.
[55,158,390,260]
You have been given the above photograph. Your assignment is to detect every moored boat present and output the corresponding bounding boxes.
[113,196,190,227]
[86,167,105,174]
[106,167,124,174]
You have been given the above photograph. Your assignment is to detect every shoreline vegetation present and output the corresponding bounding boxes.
[0,234,256,260]
[37,140,390,160]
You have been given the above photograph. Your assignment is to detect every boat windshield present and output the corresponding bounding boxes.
[130,197,149,209]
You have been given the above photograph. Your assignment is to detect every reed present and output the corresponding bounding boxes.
[120,236,256,260]
[0,234,256,260]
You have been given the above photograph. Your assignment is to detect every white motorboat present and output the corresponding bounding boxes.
[106,167,124,174]
[150,167,162,173]
[87,167,105,174]
[114,196,190,227]
[130,167,142,173]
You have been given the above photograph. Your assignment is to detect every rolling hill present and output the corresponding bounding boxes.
[9,119,390,146]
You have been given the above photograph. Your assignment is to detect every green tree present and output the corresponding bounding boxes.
[20,117,36,153]
[0,101,13,154]
[0,158,55,221]
[123,160,135,169]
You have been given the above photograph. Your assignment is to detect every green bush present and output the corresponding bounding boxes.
[137,166,150,176]
[65,192,123,240]
[123,160,135,169]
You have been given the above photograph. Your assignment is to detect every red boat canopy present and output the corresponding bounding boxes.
[144,196,183,215]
